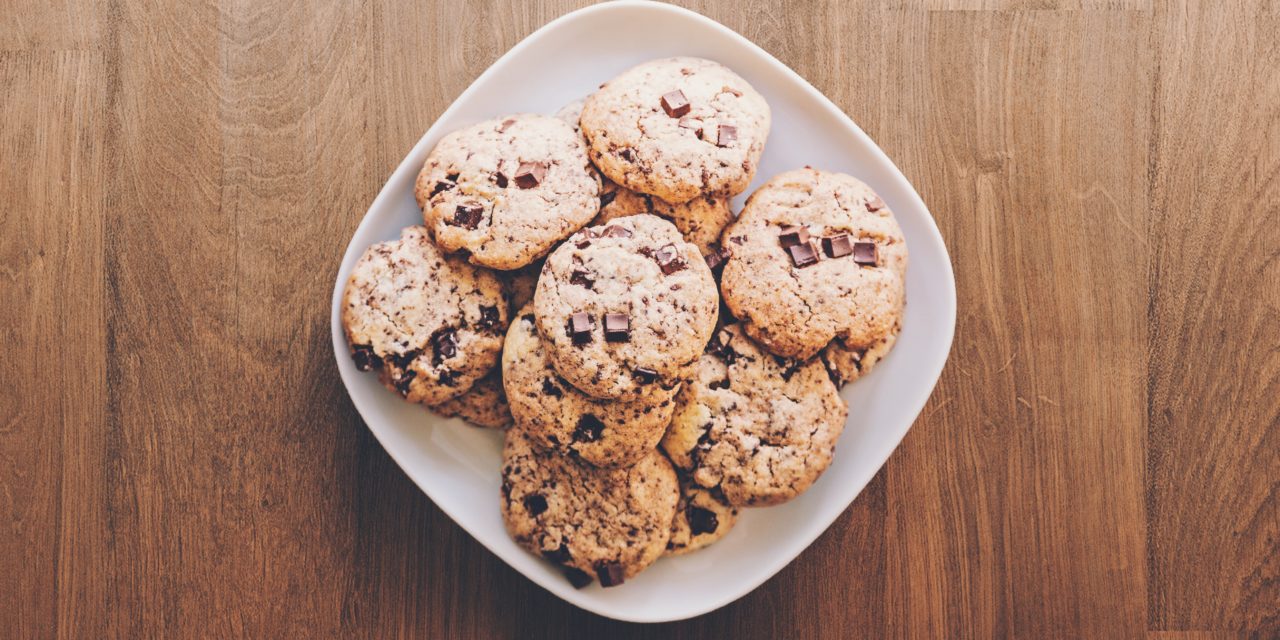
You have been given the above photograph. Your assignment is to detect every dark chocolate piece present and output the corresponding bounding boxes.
[351,344,380,371]
[573,414,604,443]
[478,305,501,331]
[492,171,508,188]
[523,494,548,516]
[852,241,879,266]
[450,203,484,229]
[778,225,810,249]
[822,234,853,259]
[634,367,658,384]
[568,312,593,344]
[687,506,719,536]
[653,243,687,275]
[603,313,630,342]
[541,378,563,397]
[703,245,730,272]
[716,124,737,147]
[618,147,634,161]
[429,179,455,198]
[394,369,417,396]
[563,567,593,589]
[788,241,820,268]
[600,189,617,208]
[542,543,572,565]
[514,161,547,189]
[866,195,885,212]
[570,269,595,289]
[601,225,632,238]
[660,89,691,118]
[497,118,516,133]
[595,562,625,588]
[432,328,458,363]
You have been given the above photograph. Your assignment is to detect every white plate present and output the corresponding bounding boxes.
[330,0,955,623]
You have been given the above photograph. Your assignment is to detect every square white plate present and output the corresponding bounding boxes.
[330,0,955,623]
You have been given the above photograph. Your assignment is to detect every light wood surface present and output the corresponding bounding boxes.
[2,1,1276,637]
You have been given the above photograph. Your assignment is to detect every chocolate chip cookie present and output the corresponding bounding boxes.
[501,427,678,588]
[430,369,511,429]
[594,177,734,255]
[533,214,719,400]
[661,323,848,507]
[719,168,907,369]
[341,226,509,405]
[666,474,737,556]
[580,57,770,204]
[503,307,676,467]
[415,114,601,270]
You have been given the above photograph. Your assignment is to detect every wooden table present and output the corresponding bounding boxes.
[3,0,1276,637]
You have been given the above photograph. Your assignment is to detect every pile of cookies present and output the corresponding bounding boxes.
[341,57,908,588]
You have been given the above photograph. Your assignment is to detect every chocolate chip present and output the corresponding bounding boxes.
[351,344,381,371]
[852,241,879,266]
[438,369,458,386]
[446,172,459,182]
[477,305,501,331]
[542,543,572,565]
[575,238,592,249]
[394,369,417,396]
[703,245,730,272]
[788,241,820,268]
[709,377,731,390]
[432,328,458,363]
[604,313,630,342]
[563,567,593,589]
[660,89,691,118]
[653,243,687,275]
[573,414,604,443]
[773,355,802,381]
[450,203,483,229]
[618,148,634,161]
[521,313,535,325]
[513,161,547,189]
[600,189,617,208]
[570,269,595,289]
[497,118,516,133]
[730,235,746,246]
[716,124,737,147]
[388,349,419,369]
[822,234,853,258]
[568,312,593,344]
[687,506,719,536]
[492,171,508,188]
[678,117,703,137]
[595,562,625,587]
[541,378,562,397]
[601,225,632,238]
[708,328,734,359]
[429,179,455,197]
[778,225,810,249]
[866,195,885,212]
[523,494,548,516]
[634,367,658,384]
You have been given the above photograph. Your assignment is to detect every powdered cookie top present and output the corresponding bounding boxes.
[533,214,719,400]
[581,57,770,203]
[341,226,508,405]
[415,114,600,270]
[720,167,907,362]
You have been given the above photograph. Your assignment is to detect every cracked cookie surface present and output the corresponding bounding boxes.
[581,57,770,204]
[720,168,907,368]
[503,306,676,468]
[430,369,511,429]
[501,427,678,587]
[533,214,719,400]
[415,114,600,270]
[341,226,508,405]
[661,323,848,507]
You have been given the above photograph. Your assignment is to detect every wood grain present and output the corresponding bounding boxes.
[0,1,1276,638]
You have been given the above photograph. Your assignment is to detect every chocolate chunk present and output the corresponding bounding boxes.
[653,243,687,275]
[541,378,562,397]
[687,506,719,536]
[822,234,853,258]
[563,567,593,589]
[604,313,630,342]
[703,245,730,271]
[852,241,879,266]
[429,179,455,198]
[542,543,572,565]
[446,172,460,182]
[634,367,658,384]
[568,312,593,344]
[618,148,634,161]
[432,328,458,363]
[599,189,617,208]
[730,235,746,246]
[438,369,458,387]
[773,355,802,381]
[709,377,731,390]
[595,562,625,587]
[497,118,516,133]
[394,369,416,396]
[716,124,737,147]
[521,313,536,325]
[492,171,508,188]
[351,344,381,372]
[573,414,604,442]
[678,117,703,137]
[601,224,632,238]
[478,305,501,331]
[778,225,810,249]
[570,269,595,289]
[788,241,820,268]
[866,195,885,212]
[450,203,484,229]
[514,161,547,189]
[388,349,419,369]
[523,494,548,516]
[660,89,691,118]
[575,238,592,250]
[708,328,734,357]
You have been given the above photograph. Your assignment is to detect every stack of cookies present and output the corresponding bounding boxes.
[340,57,908,589]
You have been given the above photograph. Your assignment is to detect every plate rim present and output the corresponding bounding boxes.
[329,0,956,623]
